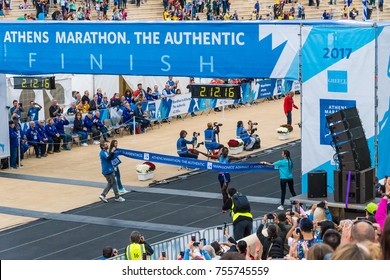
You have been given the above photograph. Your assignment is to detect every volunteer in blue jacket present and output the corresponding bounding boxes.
[45,118,62,153]
[26,121,46,158]
[92,110,109,141]
[260,149,297,211]
[236,120,255,151]
[176,130,198,159]
[84,111,100,145]
[204,122,224,154]
[109,139,129,194]
[99,141,125,203]
[54,113,72,150]
[9,121,19,169]
[37,120,50,155]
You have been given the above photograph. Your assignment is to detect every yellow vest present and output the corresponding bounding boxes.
[125,243,148,260]
[231,200,253,222]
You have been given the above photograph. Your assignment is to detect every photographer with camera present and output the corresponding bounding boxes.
[308,200,332,222]
[256,213,284,260]
[176,130,199,159]
[204,122,224,154]
[236,120,258,151]
[9,100,25,120]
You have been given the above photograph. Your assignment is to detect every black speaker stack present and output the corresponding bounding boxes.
[325,107,374,204]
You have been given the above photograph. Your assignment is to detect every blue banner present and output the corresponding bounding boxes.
[240,83,251,102]
[116,148,275,172]
[0,22,297,78]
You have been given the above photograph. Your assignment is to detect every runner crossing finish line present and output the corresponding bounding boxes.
[116,148,275,172]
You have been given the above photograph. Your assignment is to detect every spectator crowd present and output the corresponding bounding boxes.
[102,179,390,260]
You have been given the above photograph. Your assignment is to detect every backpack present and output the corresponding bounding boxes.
[232,192,250,213]
[252,134,261,149]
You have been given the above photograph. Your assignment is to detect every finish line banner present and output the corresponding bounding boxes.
[0,22,299,79]
[116,148,275,172]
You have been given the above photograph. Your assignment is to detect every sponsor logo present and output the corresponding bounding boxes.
[327,70,348,93]
[143,153,150,161]
[207,162,213,170]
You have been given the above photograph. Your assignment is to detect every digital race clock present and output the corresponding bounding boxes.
[190,84,241,99]
[13,76,56,90]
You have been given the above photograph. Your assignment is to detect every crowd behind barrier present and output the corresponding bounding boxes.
[107,195,390,260]
[110,218,264,260]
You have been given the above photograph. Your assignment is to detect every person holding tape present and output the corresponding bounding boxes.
[260,149,297,211]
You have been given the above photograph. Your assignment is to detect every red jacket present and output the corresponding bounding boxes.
[284,95,298,114]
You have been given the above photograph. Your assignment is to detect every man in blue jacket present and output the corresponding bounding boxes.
[26,121,47,158]
[122,103,138,133]
[27,101,42,122]
[93,111,109,142]
[54,113,71,150]
[37,120,50,155]
[9,121,19,169]
[99,141,125,203]
[45,118,62,153]
[84,111,100,145]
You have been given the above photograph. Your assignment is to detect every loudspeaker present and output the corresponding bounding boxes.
[334,168,375,204]
[326,107,359,123]
[335,137,371,171]
[332,127,365,143]
[329,117,362,134]
[308,170,327,198]
[333,170,343,202]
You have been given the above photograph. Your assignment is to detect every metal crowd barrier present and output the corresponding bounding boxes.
[110,218,263,260]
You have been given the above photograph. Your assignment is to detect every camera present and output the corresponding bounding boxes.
[195,142,204,148]
[248,120,258,126]
[213,122,223,127]
[161,251,166,258]
[295,228,301,235]
[193,132,200,137]
[267,213,274,220]
[191,235,196,242]
[291,200,301,206]
[317,201,326,208]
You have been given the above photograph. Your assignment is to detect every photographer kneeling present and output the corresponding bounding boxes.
[204,122,224,153]
[236,120,257,151]
[176,130,199,159]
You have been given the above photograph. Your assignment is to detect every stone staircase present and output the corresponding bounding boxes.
[1,0,390,21]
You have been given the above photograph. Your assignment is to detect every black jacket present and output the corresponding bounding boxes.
[256,223,284,260]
